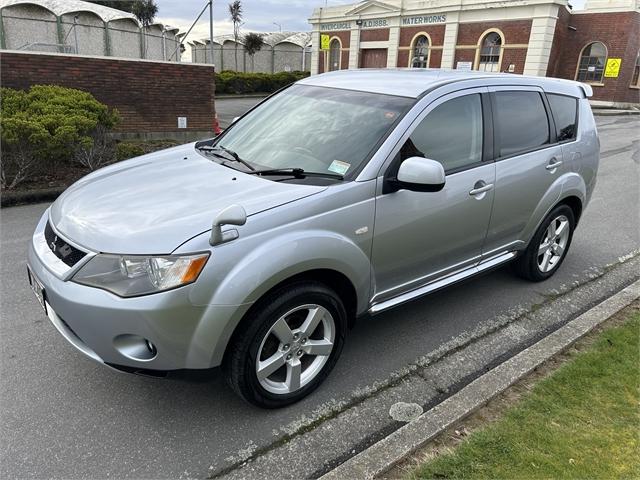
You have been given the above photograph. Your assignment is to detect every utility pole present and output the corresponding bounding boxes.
[209,0,214,64]
[273,22,282,32]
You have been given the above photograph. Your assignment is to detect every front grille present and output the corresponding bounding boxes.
[44,221,87,267]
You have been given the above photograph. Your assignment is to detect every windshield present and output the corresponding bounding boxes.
[213,85,414,180]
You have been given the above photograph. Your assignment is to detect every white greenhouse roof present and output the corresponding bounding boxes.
[0,0,176,29]
[192,31,312,48]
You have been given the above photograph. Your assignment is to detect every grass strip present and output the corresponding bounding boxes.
[410,311,640,480]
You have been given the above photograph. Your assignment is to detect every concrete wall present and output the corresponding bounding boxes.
[0,3,181,61]
[0,51,216,140]
[192,40,311,73]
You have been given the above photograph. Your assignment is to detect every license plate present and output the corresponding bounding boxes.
[27,266,46,313]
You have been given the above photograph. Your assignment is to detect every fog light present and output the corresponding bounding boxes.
[114,334,157,361]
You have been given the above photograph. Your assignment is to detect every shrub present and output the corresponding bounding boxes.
[115,139,180,161]
[1,85,119,189]
[216,70,310,95]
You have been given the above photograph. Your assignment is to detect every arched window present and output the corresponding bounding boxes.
[410,35,430,68]
[329,38,341,71]
[632,49,640,87]
[477,32,502,72]
[576,42,607,83]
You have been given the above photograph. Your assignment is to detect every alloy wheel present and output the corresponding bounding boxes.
[537,214,570,273]
[256,304,335,395]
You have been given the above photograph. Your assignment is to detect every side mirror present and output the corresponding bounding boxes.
[388,157,445,193]
[209,204,247,246]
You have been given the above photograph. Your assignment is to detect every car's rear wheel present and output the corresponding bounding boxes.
[224,281,346,408]
[513,204,575,282]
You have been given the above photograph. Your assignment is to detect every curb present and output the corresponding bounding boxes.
[320,279,640,480]
[592,109,640,116]
[1,187,64,208]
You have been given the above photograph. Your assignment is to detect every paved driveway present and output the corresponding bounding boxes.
[1,115,638,479]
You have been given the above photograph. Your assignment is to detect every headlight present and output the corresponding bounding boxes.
[72,253,210,297]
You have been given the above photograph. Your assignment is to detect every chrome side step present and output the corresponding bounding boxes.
[368,252,517,315]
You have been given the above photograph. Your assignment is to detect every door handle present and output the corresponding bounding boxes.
[469,183,494,196]
[546,160,563,171]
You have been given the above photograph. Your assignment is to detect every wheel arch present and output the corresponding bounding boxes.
[220,268,358,367]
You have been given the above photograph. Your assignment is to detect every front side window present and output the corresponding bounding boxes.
[478,32,502,72]
[576,42,607,83]
[213,85,414,180]
[410,35,429,68]
[329,39,341,71]
[494,91,549,157]
[547,94,578,142]
[402,94,484,172]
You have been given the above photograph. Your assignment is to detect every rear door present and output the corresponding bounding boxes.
[482,87,566,257]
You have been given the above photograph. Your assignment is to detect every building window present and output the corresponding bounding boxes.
[410,35,430,68]
[329,38,341,71]
[632,50,640,87]
[477,32,502,72]
[576,42,607,83]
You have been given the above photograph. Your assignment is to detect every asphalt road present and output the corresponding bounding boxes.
[1,115,638,479]
[215,96,265,128]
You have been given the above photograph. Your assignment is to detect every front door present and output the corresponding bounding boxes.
[371,89,495,303]
[360,48,388,68]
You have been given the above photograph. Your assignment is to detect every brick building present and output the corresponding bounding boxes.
[309,0,640,106]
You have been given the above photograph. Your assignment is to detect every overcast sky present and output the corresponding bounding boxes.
[156,0,586,58]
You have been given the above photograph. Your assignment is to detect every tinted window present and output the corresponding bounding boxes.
[548,94,578,142]
[495,91,549,157]
[403,94,483,172]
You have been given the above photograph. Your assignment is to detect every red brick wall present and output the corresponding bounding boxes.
[457,20,532,45]
[318,31,351,73]
[547,6,571,80]
[548,11,640,104]
[0,51,217,134]
[501,48,528,74]
[399,25,446,46]
[454,20,532,73]
[398,25,446,68]
[453,48,476,68]
[361,28,390,42]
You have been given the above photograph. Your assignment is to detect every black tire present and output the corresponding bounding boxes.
[513,204,575,282]
[223,281,347,408]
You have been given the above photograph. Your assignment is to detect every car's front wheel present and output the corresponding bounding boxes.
[224,281,347,408]
[513,204,576,282]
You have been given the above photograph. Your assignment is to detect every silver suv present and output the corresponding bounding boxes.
[28,70,599,407]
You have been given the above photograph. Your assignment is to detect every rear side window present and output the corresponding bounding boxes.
[547,94,578,142]
[494,91,549,158]
[403,94,484,172]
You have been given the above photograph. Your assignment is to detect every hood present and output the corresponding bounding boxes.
[50,143,325,254]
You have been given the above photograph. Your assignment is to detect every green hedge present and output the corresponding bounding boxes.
[1,85,119,189]
[115,139,180,161]
[216,70,310,95]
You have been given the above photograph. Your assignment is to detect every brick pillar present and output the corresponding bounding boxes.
[524,4,560,76]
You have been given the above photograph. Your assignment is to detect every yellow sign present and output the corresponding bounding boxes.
[604,58,622,78]
[321,34,330,51]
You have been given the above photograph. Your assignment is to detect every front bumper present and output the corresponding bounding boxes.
[27,211,250,371]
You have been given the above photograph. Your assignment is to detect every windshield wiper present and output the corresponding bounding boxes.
[246,168,344,181]
[197,145,255,171]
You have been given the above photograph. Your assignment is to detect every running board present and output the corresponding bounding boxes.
[368,252,517,315]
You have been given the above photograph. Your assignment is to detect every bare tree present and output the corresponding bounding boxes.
[243,32,263,72]
[229,1,243,71]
